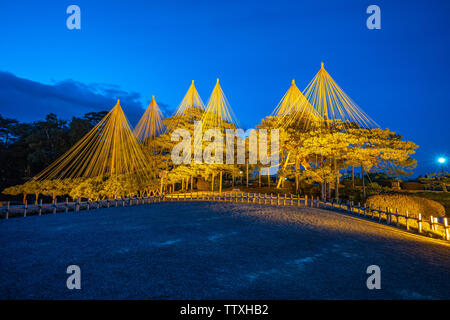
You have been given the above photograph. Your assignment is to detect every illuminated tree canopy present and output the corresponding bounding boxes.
[33,100,152,183]
[133,95,164,144]
[2,64,420,204]
[202,79,239,129]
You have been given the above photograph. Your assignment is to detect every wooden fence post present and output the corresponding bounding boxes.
[418,213,423,233]
[386,207,390,225]
[430,216,435,232]
[39,199,43,216]
[76,198,80,212]
[6,201,9,220]
[444,218,449,241]
[65,198,69,213]
[24,200,27,217]
[396,208,399,226]
[405,210,409,231]
[53,198,57,214]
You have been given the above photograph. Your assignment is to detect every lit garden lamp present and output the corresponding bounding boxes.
[438,157,446,173]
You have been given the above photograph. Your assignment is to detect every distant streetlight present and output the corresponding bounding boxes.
[438,157,446,173]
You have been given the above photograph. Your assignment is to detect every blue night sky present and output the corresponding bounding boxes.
[0,0,449,176]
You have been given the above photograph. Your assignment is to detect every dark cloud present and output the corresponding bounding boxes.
[0,71,168,126]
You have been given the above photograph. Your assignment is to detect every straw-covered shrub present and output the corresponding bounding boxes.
[366,194,445,218]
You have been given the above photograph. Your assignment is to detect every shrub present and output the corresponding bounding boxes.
[366,194,445,218]
[400,181,423,191]
[366,182,392,196]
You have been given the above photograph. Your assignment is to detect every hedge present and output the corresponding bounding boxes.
[366,194,445,218]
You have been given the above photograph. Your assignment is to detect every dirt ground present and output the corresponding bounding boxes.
[1,201,449,299]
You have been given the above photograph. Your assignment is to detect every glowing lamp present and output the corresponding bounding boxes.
[438,157,446,164]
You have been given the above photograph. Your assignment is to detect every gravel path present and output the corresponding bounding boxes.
[0,201,449,299]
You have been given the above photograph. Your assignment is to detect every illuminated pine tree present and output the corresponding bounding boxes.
[134,95,164,145]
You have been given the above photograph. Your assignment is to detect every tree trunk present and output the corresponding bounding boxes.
[328,182,331,199]
[321,182,325,200]
[361,164,366,199]
[246,162,249,188]
[258,169,261,188]
[352,166,355,188]
[334,158,339,201]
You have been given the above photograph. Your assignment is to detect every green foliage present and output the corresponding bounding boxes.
[259,116,417,198]
[400,181,423,191]
[0,111,108,194]
[418,173,449,192]
[366,182,392,196]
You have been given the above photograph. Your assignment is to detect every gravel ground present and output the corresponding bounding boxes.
[0,201,449,299]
